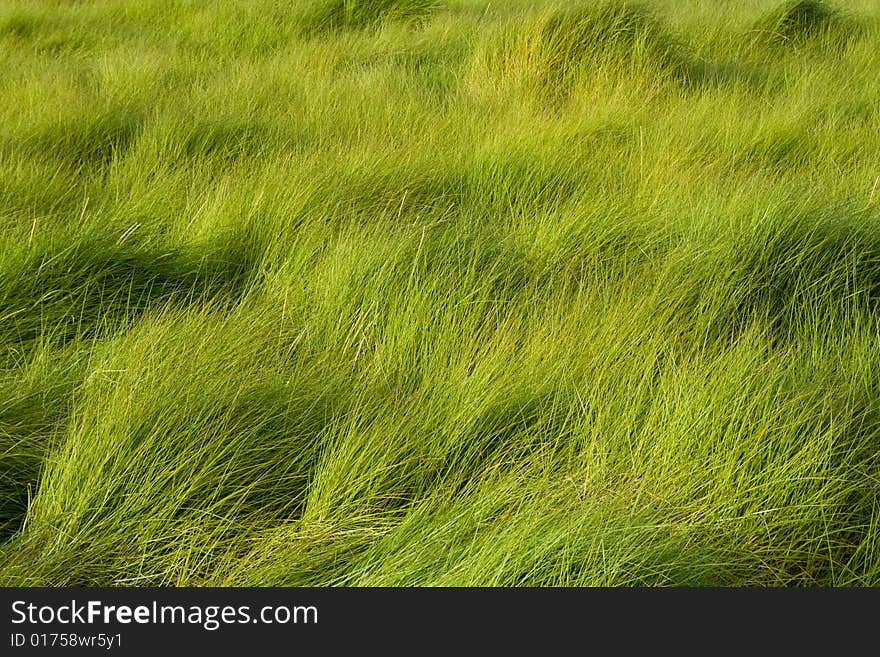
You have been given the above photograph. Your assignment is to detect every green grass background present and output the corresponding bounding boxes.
[1,0,879,585]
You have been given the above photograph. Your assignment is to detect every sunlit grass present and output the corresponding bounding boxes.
[1,0,879,586]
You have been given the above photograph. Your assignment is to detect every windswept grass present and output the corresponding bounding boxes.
[1,0,879,586]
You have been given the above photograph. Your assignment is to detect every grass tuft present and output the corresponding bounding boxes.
[751,0,860,48]
[469,2,705,104]
[301,0,442,33]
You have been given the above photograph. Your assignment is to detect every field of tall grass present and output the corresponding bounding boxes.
[1,0,879,586]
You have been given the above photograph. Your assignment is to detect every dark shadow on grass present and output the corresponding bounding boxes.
[157,380,336,526]
[4,109,144,171]
[330,150,584,227]
[820,397,880,583]
[394,388,575,508]
[0,11,93,55]
[0,446,38,542]
[0,418,53,541]
[670,207,880,348]
[175,118,297,162]
[682,58,771,93]
[0,366,81,543]
[453,390,568,475]
[0,232,261,354]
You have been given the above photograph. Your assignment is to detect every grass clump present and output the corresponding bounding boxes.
[300,0,442,33]
[751,0,860,48]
